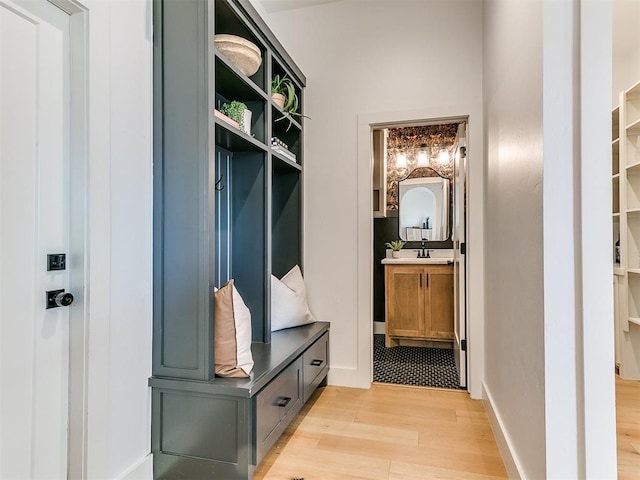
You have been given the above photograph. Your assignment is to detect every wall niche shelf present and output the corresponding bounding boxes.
[151,0,327,478]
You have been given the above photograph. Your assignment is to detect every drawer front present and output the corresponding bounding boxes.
[255,357,302,464]
[303,332,329,402]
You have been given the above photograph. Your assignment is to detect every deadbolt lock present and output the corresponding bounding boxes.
[46,289,74,309]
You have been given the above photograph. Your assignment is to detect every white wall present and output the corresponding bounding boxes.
[85,1,153,478]
[253,0,484,393]
[482,0,545,477]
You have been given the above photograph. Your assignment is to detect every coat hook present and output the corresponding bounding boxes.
[215,175,224,191]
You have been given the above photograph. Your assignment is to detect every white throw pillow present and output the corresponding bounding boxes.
[271,265,317,331]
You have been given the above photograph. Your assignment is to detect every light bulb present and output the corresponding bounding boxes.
[418,151,428,166]
[396,153,407,168]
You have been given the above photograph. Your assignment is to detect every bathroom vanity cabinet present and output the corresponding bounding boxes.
[384,264,454,347]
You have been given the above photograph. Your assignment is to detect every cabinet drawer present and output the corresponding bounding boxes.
[255,357,302,465]
[303,332,329,402]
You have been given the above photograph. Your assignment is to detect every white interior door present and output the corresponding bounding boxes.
[0,1,72,477]
[453,123,467,389]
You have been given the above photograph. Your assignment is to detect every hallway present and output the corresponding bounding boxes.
[255,384,507,479]
[256,377,640,479]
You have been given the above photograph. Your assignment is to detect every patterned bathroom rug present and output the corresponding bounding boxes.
[373,334,461,389]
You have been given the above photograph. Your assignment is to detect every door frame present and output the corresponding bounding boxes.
[357,108,484,397]
[452,123,468,389]
[45,0,90,477]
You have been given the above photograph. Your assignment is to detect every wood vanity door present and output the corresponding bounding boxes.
[385,266,428,345]
[425,269,455,340]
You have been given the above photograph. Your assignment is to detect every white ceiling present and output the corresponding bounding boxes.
[259,0,343,13]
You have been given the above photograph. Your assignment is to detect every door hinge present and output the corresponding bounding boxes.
[461,339,467,351]
[460,242,466,255]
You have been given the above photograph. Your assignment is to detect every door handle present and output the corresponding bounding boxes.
[276,397,291,407]
[310,359,323,366]
[46,289,74,309]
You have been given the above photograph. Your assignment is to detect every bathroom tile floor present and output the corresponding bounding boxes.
[373,334,460,389]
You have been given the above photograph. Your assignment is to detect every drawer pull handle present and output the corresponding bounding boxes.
[310,359,323,366]
[277,397,291,407]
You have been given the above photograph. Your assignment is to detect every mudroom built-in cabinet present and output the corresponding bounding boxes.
[150,1,328,478]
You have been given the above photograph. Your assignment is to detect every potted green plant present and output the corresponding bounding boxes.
[220,100,251,135]
[385,240,406,258]
[271,74,293,109]
[271,74,310,130]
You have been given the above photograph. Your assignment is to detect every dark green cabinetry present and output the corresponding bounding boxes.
[152,0,326,477]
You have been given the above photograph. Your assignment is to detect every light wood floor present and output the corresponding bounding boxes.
[254,384,508,479]
[617,375,640,480]
[255,378,640,479]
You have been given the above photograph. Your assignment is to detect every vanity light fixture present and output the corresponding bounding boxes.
[436,149,450,164]
[417,145,429,166]
[396,152,407,168]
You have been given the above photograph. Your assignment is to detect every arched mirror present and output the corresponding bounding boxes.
[399,175,450,241]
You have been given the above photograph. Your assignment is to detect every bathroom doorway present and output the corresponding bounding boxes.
[371,119,468,390]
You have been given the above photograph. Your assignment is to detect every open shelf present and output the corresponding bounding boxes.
[626,134,640,169]
[627,117,640,135]
[627,159,640,173]
[613,106,620,141]
[628,275,640,329]
[272,103,303,132]
[272,106,302,162]
[215,53,268,101]
[271,165,301,279]
[272,151,302,171]
[627,215,640,269]
[214,0,267,91]
[626,80,640,128]
[627,170,640,210]
[214,118,268,152]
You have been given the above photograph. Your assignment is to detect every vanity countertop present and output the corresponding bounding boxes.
[381,248,454,265]
[381,257,453,265]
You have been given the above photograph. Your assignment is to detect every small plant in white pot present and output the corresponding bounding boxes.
[385,240,405,259]
[220,100,251,135]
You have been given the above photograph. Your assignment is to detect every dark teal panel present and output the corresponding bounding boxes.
[231,152,267,342]
[271,169,301,278]
[153,0,212,378]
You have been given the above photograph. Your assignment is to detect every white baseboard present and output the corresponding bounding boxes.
[482,381,524,479]
[117,453,153,480]
[373,321,385,334]
[328,366,371,389]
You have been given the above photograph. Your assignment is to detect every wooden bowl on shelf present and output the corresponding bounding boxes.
[214,34,262,77]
